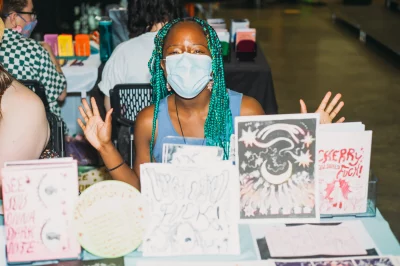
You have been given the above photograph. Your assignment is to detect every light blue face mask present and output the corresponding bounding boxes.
[166,52,212,99]
[21,19,37,38]
[17,14,37,38]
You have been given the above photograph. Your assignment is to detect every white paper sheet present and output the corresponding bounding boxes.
[250,220,378,260]
[137,261,268,266]
[267,256,400,266]
[162,143,224,164]
[318,122,365,132]
[317,131,372,214]
[140,162,240,257]
[235,114,320,223]
[265,224,367,257]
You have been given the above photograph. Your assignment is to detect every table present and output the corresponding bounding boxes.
[0,209,399,265]
[61,52,101,135]
[80,209,400,264]
[224,45,278,115]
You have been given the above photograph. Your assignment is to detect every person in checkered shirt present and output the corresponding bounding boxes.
[0,0,67,119]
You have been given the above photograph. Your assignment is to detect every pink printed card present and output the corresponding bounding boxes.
[1,159,81,263]
[318,131,373,215]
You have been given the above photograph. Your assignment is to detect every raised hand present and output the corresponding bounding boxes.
[77,97,113,151]
[300,92,345,124]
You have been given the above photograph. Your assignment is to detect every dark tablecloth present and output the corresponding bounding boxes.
[224,45,278,114]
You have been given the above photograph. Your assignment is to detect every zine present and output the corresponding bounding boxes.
[235,114,320,223]
[1,158,81,263]
[318,123,372,215]
[140,162,240,256]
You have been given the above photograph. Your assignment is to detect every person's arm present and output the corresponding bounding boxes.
[0,81,49,166]
[300,92,345,123]
[98,142,140,189]
[132,105,155,181]
[77,98,143,190]
[240,95,266,116]
[38,44,67,103]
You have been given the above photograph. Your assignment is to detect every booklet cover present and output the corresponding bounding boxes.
[1,158,81,263]
[318,129,372,215]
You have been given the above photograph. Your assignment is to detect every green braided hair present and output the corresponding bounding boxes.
[148,17,232,161]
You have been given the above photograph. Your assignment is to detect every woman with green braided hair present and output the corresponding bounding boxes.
[78,17,345,190]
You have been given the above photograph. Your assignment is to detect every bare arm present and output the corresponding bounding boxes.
[240,95,266,116]
[77,98,139,189]
[132,105,156,181]
[98,142,139,189]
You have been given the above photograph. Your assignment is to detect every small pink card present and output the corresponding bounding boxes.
[1,158,81,263]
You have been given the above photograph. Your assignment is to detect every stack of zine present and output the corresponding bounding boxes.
[318,122,373,215]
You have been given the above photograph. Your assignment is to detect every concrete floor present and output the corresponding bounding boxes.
[215,3,400,239]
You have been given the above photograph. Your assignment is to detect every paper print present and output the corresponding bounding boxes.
[162,143,224,164]
[264,224,367,257]
[140,162,240,256]
[74,181,147,258]
[1,159,81,263]
[274,262,313,266]
[318,131,372,214]
[235,114,319,222]
[137,261,268,266]
[314,260,355,266]
[268,257,399,266]
[355,258,396,266]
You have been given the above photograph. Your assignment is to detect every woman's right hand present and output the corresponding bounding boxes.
[77,97,113,151]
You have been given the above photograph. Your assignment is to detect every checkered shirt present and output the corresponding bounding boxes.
[0,29,66,117]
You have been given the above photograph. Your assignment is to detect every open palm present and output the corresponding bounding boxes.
[77,97,113,151]
[300,92,345,124]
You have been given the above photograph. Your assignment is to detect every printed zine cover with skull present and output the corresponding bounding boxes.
[235,114,320,223]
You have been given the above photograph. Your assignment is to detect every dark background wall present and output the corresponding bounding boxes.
[33,0,120,35]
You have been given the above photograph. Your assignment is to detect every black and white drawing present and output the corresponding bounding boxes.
[162,143,224,164]
[235,114,319,222]
[140,162,240,256]
[355,258,396,266]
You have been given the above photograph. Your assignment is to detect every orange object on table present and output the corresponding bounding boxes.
[75,34,91,57]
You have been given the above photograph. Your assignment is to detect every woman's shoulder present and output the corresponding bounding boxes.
[0,81,49,165]
[240,95,265,116]
[1,81,47,121]
[2,81,43,108]
[135,104,155,127]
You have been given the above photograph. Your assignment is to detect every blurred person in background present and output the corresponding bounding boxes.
[99,0,184,111]
[0,16,50,197]
[0,0,67,120]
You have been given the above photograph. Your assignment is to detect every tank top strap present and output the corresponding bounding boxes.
[152,96,179,162]
[228,89,243,127]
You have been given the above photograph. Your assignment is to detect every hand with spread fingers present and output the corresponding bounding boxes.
[300,92,345,124]
[77,97,113,151]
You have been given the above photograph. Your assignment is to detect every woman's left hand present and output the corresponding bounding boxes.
[300,92,345,124]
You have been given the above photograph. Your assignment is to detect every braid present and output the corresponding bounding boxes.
[148,17,232,161]
[148,18,182,161]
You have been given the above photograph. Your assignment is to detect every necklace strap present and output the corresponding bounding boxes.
[174,96,206,146]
